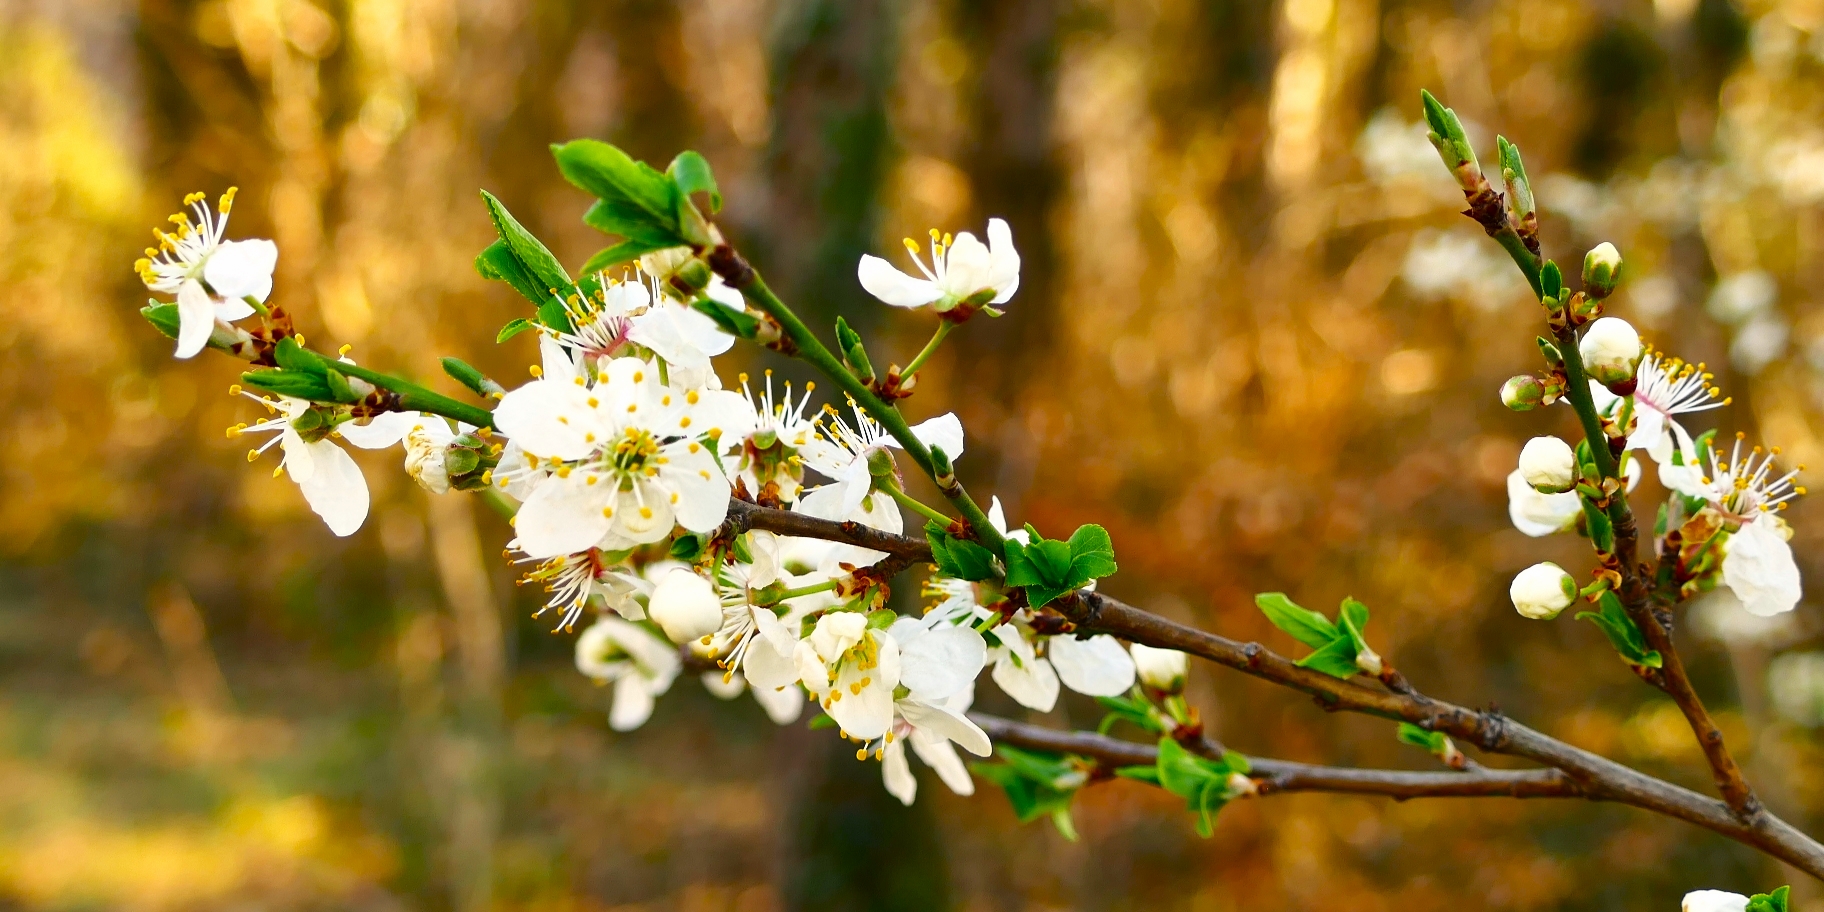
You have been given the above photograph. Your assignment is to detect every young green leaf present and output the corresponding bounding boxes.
[1746,886,1791,912]
[667,150,721,213]
[1095,693,1164,736]
[140,302,182,340]
[1254,592,1339,650]
[537,295,574,334]
[552,140,687,250]
[480,190,572,297]
[1396,722,1450,755]
[1575,591,1662,669]
[1295,635,1363,679]
[496,317,535,343]
[240,369,334,402]
[691,297,760,339]
[1065,524,1118,587]
[475,239,547,306]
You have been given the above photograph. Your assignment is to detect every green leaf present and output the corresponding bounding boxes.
[537,295,574,334]
[948,539,998,582]
[1747,886,1791,912]
[1254,592,1338,650]
[971,745,1084,838]
[1338,597,1371,653]
[1095,693,1164,736]
[480,189,572,297]
[579,239,675,275]
[669,532,706,561]
[475,239,547,306]
[140,302,182,340]
[496,318,536,343]
[1065,524,1118,587]
[808,714,838,730]
[322,367,359,404]
[1541,260,1563,300]
[1397,722,1449,754]
[691,297,760,340]
[1295,635,1362,679]
[240,369,334,401]
[1113,765,1161,785]
[553,140,687,247]
[1575,592,1662,669]
[667,150,721,213]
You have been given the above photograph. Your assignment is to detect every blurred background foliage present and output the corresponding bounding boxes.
[4,0,1824,908]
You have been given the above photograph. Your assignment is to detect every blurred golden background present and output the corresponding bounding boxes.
[5,0,1824,907]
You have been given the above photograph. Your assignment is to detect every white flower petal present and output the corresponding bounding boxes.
[938,231,991,298]
[294,439,370,536]
[1049,634,1137,697]
[900,699,992,757]
[896,623,986,702]
[752,680,805,725]
[659,442,732,533]
[494,380,603,461]
[608,678,658,731]
[514,471,614,558]
[203,238,277,302]
[907,413,965,462]
[858,254,943,308]
[702,670,746,700]
[909,736,975,795]
[882,740,918,805]
[1505,469,1581,537]
[985,218,1021,304]
[174,280,216,359]
[1723,517,1802,617]
[338,411,426,449]
[991,652,1059,712]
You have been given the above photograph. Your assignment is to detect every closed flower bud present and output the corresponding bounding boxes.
[1582,242,1622,300]
[1509,562,1577,620]
[648,569,724,645]
[1130,643,1187,694]
[1578,317,1642,392]
[404,428,451,495]
[1500,374,1546,411]
[1680,891,1749,912]
[1518,436,1578,493]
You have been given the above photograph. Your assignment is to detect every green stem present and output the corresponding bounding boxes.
[901,320,954,378]
[734,273,1006,552]
[763,579,839,605]
[1493,232,1544,299]
[479,486,519,519]
[883,481,953,527]
[315,352,499,430]
[243,294,271,318]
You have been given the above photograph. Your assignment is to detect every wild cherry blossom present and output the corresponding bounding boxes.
[731,371,819,504]
[229,395,420,536]
[796,612,902,740]
[575,615,683,731]
[858,220,1020,312]
[136,189,278,359]
[493,355,751,557]
[1664,434,1806,616]
[796,401,963,569]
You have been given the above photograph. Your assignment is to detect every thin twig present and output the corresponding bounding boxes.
[971,714,1582,801]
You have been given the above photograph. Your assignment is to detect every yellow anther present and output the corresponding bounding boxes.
[903,237,921,254]
[481,470,493,485]
[679,417,692,428]
[739,372,750,383]
[639,507,653,519]
[273,466,284,478]
[247,450,259,462]
[686,390,699,405]
[633,371,644,383]
[530,365,543,378]
[586,476,598,485]
[856,748,868,761]
[602,507,614,518]
[229,384,243,396]
[587,397,599,408]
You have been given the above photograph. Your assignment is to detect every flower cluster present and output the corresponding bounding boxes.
[137,196,1177,807]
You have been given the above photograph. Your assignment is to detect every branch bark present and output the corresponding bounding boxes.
[971,714,1582,801]
[719,498,1824,878]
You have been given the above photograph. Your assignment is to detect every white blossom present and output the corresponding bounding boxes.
[1668,435,1805,617]
[1506,455,1639,537]
[136,189,277,359]
[1131,642,1188,693]
[732,371,819,503]
[1594,350,1729,466]
[797,402,963,570]
[857,220,1020,312]
[879,685,992,806]
[699,670,806,725]
[796,612,902,740]
[575,616,682,731]
[230,395,420,537]
[1509,562,1576,620]
[493,354,752,558]
[514,547,649,632]
[1050,633,1138,697]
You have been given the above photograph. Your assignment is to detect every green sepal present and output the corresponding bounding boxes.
[140,302,182,340]
[474,239,547,306]
[1419,88,1478,172]
[1575,591,1662,669]
[1254,592,1338,650]
[240,369,334,402]
[669,532,707,562]
[1747,886,1791,912]
[1536,336,1564,369]
[865,608,899,630]
[480,189,572,297]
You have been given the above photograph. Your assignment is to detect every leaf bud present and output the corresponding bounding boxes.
[928,444,956,489]
[1535,336,1564,370]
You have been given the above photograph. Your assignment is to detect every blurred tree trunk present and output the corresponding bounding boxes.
[760,2,952,910]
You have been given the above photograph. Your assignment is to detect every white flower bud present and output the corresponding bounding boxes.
[1578,317,1642,390]
[1518,436,1578,493]
[1680,890,1749,912]
[647,569,723,645]
[1129,643,1188,694]
[1509,562,1577,620]
[403,427,451,494]
[1582,242,1622,299]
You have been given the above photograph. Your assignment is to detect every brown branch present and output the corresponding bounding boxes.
[971,714,1582,801]
[717,498,1824,877]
